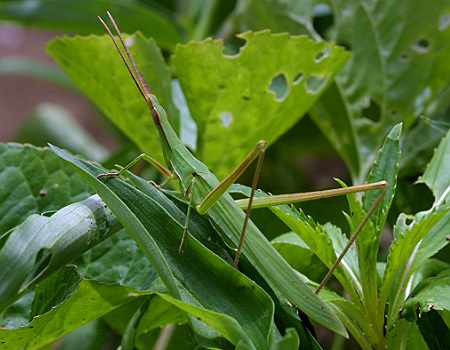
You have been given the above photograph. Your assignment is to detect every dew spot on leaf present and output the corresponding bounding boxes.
[411,38,431,54]
[439,13,450,31]
[293,72,304,85]
[219,112,233,127]
[315,46,331,62]
[268,74,289,101]
[305,75,329,94]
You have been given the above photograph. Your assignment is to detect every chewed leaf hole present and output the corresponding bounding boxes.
[219,112,233,127]
[268,74,289,101]
[293,72,304,85]
[305,75,329,94]
[223,36,247,57]
[439,13,450,31]
[315,46,331,62]
[411,38,430,54]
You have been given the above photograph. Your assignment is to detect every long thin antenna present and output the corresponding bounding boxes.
[98,12,153,107]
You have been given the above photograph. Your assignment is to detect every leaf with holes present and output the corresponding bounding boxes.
[47,33,179,166]
[235,0,450,183]
[172,31,350,178]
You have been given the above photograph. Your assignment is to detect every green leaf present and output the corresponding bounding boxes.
[172,31,350,178]
[235,0,450,183]
[270,232,327,282]
[269,328,299,350]
[403,270,450,321]
[270,204,359,299]
[309,83,360,180]
[47,33,179,166]
[0,277,156,350]
[51,145,275,349]
[0,0,185,51]
[0,143,92,234]
[30,265,80,318]
[416,310,450,350]
[73,229,162,291]
[229,183,360,302]
[418,127,450,205]
[380,207,450,329]
[342,123,401,318]
[157,293,255,349]
[0,193,122,312]
[363,123,401,236]
[234,0,319,39]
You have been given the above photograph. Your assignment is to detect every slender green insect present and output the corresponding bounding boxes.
[97,12,386,335]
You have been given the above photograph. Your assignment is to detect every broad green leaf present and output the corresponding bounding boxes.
[30,265,80,318]
[73,229,162,291]
[172,31,350,178]
[0,0,185,51]
[402,270,450,322]
[51,145,275,349]
[0,143,92,234]
[234,0,319,39]
[0,194,122,312]
[47,33,179,166]
[235,0,450,183]
[418,127,450,206]
[380,207,449,329]
[331,0,450,181]
[0,276,156,350]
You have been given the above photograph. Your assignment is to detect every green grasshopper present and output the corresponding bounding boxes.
[97,12,386,336]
